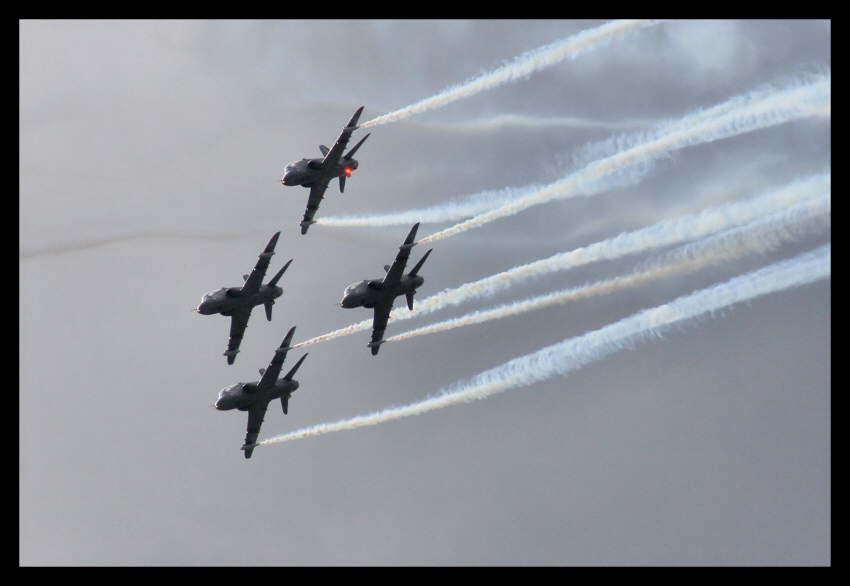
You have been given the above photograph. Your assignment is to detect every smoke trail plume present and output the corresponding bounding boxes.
[315,184,544,228]
[417,71,830,244]
[261,244,830,446]
[359,20,661,128]
[318,71,828,232]
[415,114,668,133]
[291,171,829,350]
[385,192,830,344]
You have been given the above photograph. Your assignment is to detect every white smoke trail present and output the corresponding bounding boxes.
[415,113,668,133]
[261,244,830,446]
[417,71,830,244]
[317,71,829,231]
[291,171,830,350]
[359,20,661,129]
[315,184,545,228]
[385,192,831,344]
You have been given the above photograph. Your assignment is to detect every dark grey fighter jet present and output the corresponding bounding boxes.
[196,232,292,365]
[279,106,370,234]
[215,327,308,459]
[340,223,432,355]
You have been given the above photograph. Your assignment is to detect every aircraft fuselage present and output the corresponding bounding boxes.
[196,284,282,316]
[280,157,359,188]
[215,379,299,412]
[340,274,425,309]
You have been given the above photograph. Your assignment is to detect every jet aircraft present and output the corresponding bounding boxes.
[196,232,292,365]
[215,327,308,459]
[279,106,370,234]
[340,223,432,355]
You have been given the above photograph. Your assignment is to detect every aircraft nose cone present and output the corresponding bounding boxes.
[214,396,233,411]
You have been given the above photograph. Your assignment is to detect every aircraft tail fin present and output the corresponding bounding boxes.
[406,291,415,311]
[339,175,346,193]
[319,145,329,156]
[409,248,432,277]
[283,353,308,381]
[281,396,289,415]
[268,259,292,288]
[264,301,274,321]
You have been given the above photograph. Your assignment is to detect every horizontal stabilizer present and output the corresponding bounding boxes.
[283,353,308,381]
[409,248,432,277]
[319,144,329,156]
[344,133,370,159]
[268,259,292,287]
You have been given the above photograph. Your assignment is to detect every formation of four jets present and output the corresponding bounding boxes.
[196,107,432,457]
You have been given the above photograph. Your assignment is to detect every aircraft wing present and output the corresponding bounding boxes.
[320,106,364,168]
[300,181,330,234]
[368,300,393,355]
[382,223,420,287]
[241,231,280,295]
[257,327,296,391]
[225,308,253,365]
[243,401,269,459]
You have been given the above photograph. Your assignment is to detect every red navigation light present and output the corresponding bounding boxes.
[344,167,353,177]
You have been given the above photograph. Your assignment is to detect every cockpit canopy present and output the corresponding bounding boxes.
[218,383,242,397]
[203,287,226,300]
[344,280,368,296]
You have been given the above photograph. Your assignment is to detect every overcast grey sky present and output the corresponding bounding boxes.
[20,20,830,565]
